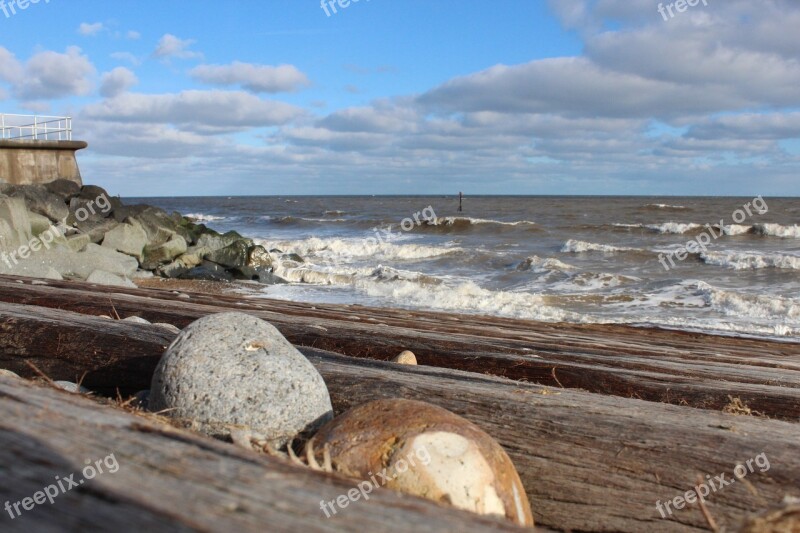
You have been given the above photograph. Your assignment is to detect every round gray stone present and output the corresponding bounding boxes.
[53,381,90,394]
[149,312,333,447]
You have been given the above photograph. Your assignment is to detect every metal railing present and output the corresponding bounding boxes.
[0,114,72,141]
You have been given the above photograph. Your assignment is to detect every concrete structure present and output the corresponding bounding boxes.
[0,139,86,186]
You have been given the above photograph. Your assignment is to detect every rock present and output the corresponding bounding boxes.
[0,369,20,379]
[102,223,148,261]
[149,312,334,446]
[122,316,151,325]
[306,399,533,527]
[283,253,305,263]
[66,234,90,253]
[44,179,81,201]
[196,230,252,253]
[53,381,91,394]
[142,234,188,269]
[204,240,249,269]
[0,196,33,251]
[392,350,417,365]
[78,184,110,202]
[154,323,181,334]
[112,203,149,224]
[131,390,150,410]
[86,270,137,288]
[158,259,190,279]
[232,266,287,285]
[178,250,206,269]
[180,261,234,282]
[247,245,273,269]
[11,185,69,223]
[73,217,119,244]
[128,207,179,245]
[28,211,54,237]
[130,269,155,279]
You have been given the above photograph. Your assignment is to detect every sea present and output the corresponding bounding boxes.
[133,195,800,341]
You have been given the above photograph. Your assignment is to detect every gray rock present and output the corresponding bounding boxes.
[0,196,32,252]
[204,240,249,269]
[154,323,181,334]
[131,390,150,409]
[196,231,252,253]
[44,179,81,201]
[158,259,190,279]
[128,207,179,245]
[74,217,119,244]
[86,270,137,288]
[53,381,91,394]
[142,234,188,269]
[247,245,273,269]
[122,316,151,324]
[112,203,149,224]
[78,185,110,202]
[28,211,54,237]
[11,185,69,223]
[0,369,20,379]
[232,266,287,285]
[66,234,90,253]
[181,261,234,282]
[149,312,334,446]
[102,222,148,261]
[282,253,305,263]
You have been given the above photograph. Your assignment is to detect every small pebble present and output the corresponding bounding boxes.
[53,381,91,394]
[392,350,418,365]
[130,390,150,410]
[0,369,21,379]
[154,323,181,334]
[123,316,151,325]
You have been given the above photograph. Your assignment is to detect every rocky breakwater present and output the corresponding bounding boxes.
[0,181,288,287]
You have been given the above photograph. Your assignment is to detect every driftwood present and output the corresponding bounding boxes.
[0,376,523,532]
[0,275,798,419]
[0,299,798,531]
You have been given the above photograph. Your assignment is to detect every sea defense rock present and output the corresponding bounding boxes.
[149,312,333,447]
[307,398,533,527]
[391,350,417,365]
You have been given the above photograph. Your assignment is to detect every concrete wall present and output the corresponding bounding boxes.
[0,140,87,186]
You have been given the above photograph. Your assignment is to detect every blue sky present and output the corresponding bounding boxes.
[1,0,799,196]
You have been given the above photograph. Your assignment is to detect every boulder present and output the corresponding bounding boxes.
[11,185,69,223]
[149,312,334,446]
[0,196,32,251]
[66,234,90,253]
[306,399,534,527]
[180,261,234,282]
[55,243,139,279]
[112,203,149,224]
[102,223,148,261]
[247,245,273,269]
[74,217,119,244]
[177,250,206,269]
[86,269,137,288]
[204,240,249,269]
[196,230,252,252]
[78,185,110,202]
[44,179,81,201]
[128,207,179,246]
[142,234,188,269]
[28,211,54,237]
[158,259,190,279]
[232,266,287,285]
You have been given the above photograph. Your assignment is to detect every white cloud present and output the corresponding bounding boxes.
[14,47,95,100]
[78,22,104,36]
[190,62,310,93]
[153,34,202,60]
[99,67,138,98]
[82,90,305,132]
[126,30,141,40]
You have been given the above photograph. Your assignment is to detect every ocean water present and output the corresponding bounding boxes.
[134,195,800,341]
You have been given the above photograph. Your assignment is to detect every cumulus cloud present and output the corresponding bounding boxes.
[99,67,138,98]
[190,62,310,93]
[11,47,95,100]
[82,90,305,133]
[78,22,104,36]
[127,31,141,40]
[153,34,202,60]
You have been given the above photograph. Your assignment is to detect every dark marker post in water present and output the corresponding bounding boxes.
[458,191,463,212]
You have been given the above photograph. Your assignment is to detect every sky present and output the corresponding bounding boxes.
[1,0,799,197]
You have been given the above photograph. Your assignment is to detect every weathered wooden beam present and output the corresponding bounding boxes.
[0,300,798,531]
[0,276,798,419]
[0,376,523,532]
